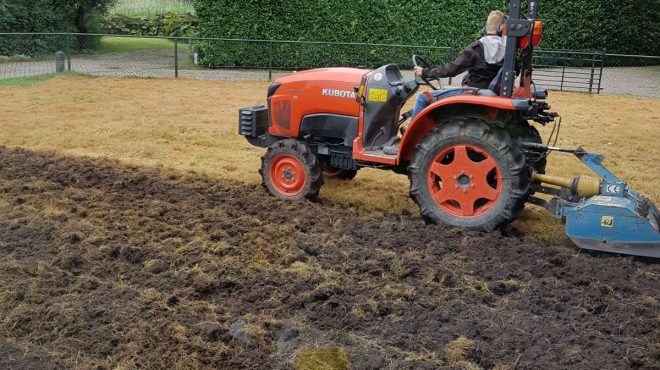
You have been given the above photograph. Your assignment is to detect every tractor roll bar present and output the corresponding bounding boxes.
[501,0,538,97]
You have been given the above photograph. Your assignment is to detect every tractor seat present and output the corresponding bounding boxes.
[431,67,503,99]
[472,67,504,96]
[476,89,497,96]
[487,67,503,95]
[429,86,497,98]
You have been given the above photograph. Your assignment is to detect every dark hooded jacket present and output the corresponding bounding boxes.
[421,35,505,89]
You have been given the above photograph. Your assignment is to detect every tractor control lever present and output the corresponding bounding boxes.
[403,80,417,93]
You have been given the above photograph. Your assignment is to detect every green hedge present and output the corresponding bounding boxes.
[195,0,659,68]
[103,12,197,37]
[196,39,454,69]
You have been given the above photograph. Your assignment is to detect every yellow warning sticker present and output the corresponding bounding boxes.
[600,216,614,228]
[367,88,388,102]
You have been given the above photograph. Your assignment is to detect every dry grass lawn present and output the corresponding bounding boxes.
[0,75,658,240]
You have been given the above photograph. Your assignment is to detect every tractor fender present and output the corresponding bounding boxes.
[398,95,530,162]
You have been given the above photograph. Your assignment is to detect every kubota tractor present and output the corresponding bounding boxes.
[239,0,660,258]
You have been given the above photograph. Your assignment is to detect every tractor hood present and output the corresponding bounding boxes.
[265,67,368,139]
[275,67,369,84]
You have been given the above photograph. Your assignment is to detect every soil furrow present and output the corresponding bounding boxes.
[0,146,658,369]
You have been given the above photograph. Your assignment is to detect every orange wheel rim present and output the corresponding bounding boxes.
[270,154,306,196]
[322,167,343,177]
[426,144,502,218]
[321,158,342,177]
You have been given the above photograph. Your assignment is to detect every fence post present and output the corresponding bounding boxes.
[174,38,178,78]
[363,43,368,67]
[588,51,597,94]
[596,52,605,94]
[65,32,71,71]
[268,41,273,80]
[560,56,566,91]
[448,48,456,85]
[55,51,65,73]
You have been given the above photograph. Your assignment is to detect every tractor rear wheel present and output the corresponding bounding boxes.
[408,117,530,231]
[507,119,547,174]
[321,158,358,180]
[260,139,322,200]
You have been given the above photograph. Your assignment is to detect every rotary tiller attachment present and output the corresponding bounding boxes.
[524,143,660,258]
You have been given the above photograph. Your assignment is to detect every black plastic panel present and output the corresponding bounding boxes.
[267,82,281,98]
[330,153,357,170]
[300,113,358,145]
[238,105,269,137]
[362,64,417,148]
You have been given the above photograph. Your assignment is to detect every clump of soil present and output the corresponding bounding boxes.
[0,146,658,369]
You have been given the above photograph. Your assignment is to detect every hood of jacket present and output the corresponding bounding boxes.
[479,35,505,64]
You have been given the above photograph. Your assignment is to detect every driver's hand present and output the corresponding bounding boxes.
[414,66,424,77]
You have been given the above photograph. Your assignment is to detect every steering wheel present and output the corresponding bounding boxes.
[412,54,440,90]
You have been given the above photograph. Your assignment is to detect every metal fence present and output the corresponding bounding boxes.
[1,33,659,98]
[530,50,660,97]
[532,50,605,94]
[0,32,454,83]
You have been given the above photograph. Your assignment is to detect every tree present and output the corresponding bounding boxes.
[0,0,115,33]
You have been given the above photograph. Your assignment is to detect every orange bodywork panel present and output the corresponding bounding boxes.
[267,68,366,138]
[266,66,527,168]
[396,95,521,163]
[350,94,521,166]
[513,74,533,98]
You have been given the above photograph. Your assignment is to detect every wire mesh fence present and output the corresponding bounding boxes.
[598,54,660,98]
[1,33,658,98]
[0,33,454,82]
[530,50,660,98]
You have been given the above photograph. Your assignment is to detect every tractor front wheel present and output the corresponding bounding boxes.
[260,139,322,200]
[408,118,530,231]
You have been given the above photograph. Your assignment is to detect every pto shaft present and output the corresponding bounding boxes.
[531,172,601,197]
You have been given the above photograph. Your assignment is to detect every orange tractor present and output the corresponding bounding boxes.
[240,0,660,257]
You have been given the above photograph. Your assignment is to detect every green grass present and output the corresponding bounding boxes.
[0,73,89,88]
[108,0,195,16]
[0,71,92,88]
[96,36,174,54]
[0,55,34,64]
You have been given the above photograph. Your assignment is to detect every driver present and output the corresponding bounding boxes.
[412,10,507,119]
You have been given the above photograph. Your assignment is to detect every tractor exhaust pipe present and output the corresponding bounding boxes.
[531,172,601,198]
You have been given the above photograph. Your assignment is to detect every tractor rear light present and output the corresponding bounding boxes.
[531,21,543,46]
[518,21,544,48]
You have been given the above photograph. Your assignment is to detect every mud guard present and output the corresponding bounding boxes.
[397,95,530,162]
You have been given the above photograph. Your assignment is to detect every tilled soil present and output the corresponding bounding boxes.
[0,146,658,369]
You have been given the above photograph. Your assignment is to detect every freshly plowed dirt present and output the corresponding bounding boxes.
[0,146,658,369]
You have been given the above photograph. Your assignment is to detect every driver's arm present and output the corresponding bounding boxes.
[422,43,475,80]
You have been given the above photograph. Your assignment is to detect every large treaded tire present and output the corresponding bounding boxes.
[508,120,547,174]
[525,125,547,174]
[260,139,322,200]
[408,117,530,231]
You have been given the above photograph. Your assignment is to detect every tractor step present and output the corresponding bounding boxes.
[363,148,398,159]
